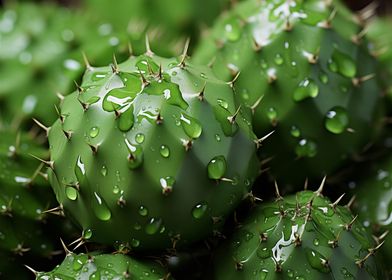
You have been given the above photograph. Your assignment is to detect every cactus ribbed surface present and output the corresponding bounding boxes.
[47,53,259,250]
[213,190,384,279]
[36,252,171,280]
[193,0,384,186]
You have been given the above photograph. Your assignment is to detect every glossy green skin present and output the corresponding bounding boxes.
[0,3,130,125]
[213,191,383,279]
[37,252,171,280]
[193,0,384,186]
[48,55,259,250]
[354,156,392,272]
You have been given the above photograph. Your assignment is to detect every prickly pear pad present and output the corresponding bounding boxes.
[213,190,383,279]
[48,54,259,250]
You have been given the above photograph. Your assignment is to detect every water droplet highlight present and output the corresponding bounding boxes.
[325,107,349,134]
[192,202,208,219]
[293,78,319,102]
[207,156,227,180]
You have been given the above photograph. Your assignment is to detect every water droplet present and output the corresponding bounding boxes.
[89,127,99,138]
[192,202,208,219]
[295,139,318,158]
[319,72,328,84]
[72,255,87,271]
[83,229,93,239]
[131,238,140,247]
[145,218,162,235]
[160,145,170,158]
[92,72,107,81]
[217,98,229,109]
[290,126,301,138]
[266,107,278,124]
[135,133,145,144]
[125,139,144,169]
[330,49,357,78]
[65,187,78,201]
[305,249,330,273]
[293,78,319,102]
[325,107,349,134]
[215,134,221,142]
[260,59,268,69]
[138,206,148,216]
[274,53,284,65]
[207,156,227,180]
[92,192,111,221]
[101,165,107,177]
[113,185,120,194]
[223,17,241,42]
[74,156,86,180]
[134,222,142,230]
[136,57,159,73]
[118,106,134,132]
[313,238,320,246]
[180,113,202,139]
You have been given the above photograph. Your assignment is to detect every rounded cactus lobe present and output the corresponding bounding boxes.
[354,156,392,271]
[212,191,384,280]
[48,55,259,250]
[193,0,384,186]
[36,252,171,279]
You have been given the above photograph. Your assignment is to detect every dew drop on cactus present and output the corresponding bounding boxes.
[180,113,203,139]
[160,145,170,158]
[207,156,227,180]
[295,139,318,158]
[65,186,78,201]
[293,78,319,102]
[138,205,148,217]
[92,192,111,221]
[145,218,162,235]
[192,202,208,219]
[324,107,349,134]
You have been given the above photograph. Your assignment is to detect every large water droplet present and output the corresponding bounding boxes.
[266,107,278,125]
[92,192,111,221]
[293,78,319,102]
[192,202,208,219]
[290,126,301,138]
[160,145,170,158]
[101,165,107,177]
[207,156,227,180]
[145,81,188,110]
[89,127,99,138]
[295,139,318,158]
[65,186,78,201]
[324,107,349,134]
[131,238,140,248]
[83,229,93,239]
[274,53,284,65]
[145,218,162,235]
[180,113,202,139]
[74,156,86,181]
[135,133,145,144]
[305,249,330,273]
[72,254,87,271]
[118,106,134,132]
[223,17,241,42]
[138,205,148,216]
[329,49,357,78]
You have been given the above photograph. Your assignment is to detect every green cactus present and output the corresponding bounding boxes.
[47,53,259,251]
[212,188,384,279]
[36,252,171,279]
[353,155,392,273]
[193,0,384,186]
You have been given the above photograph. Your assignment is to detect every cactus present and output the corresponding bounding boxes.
[47,52,260,251]
[193,0,384,186]
[212,187,384,279]
[353,155,392,273]
[36,251,171,279]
